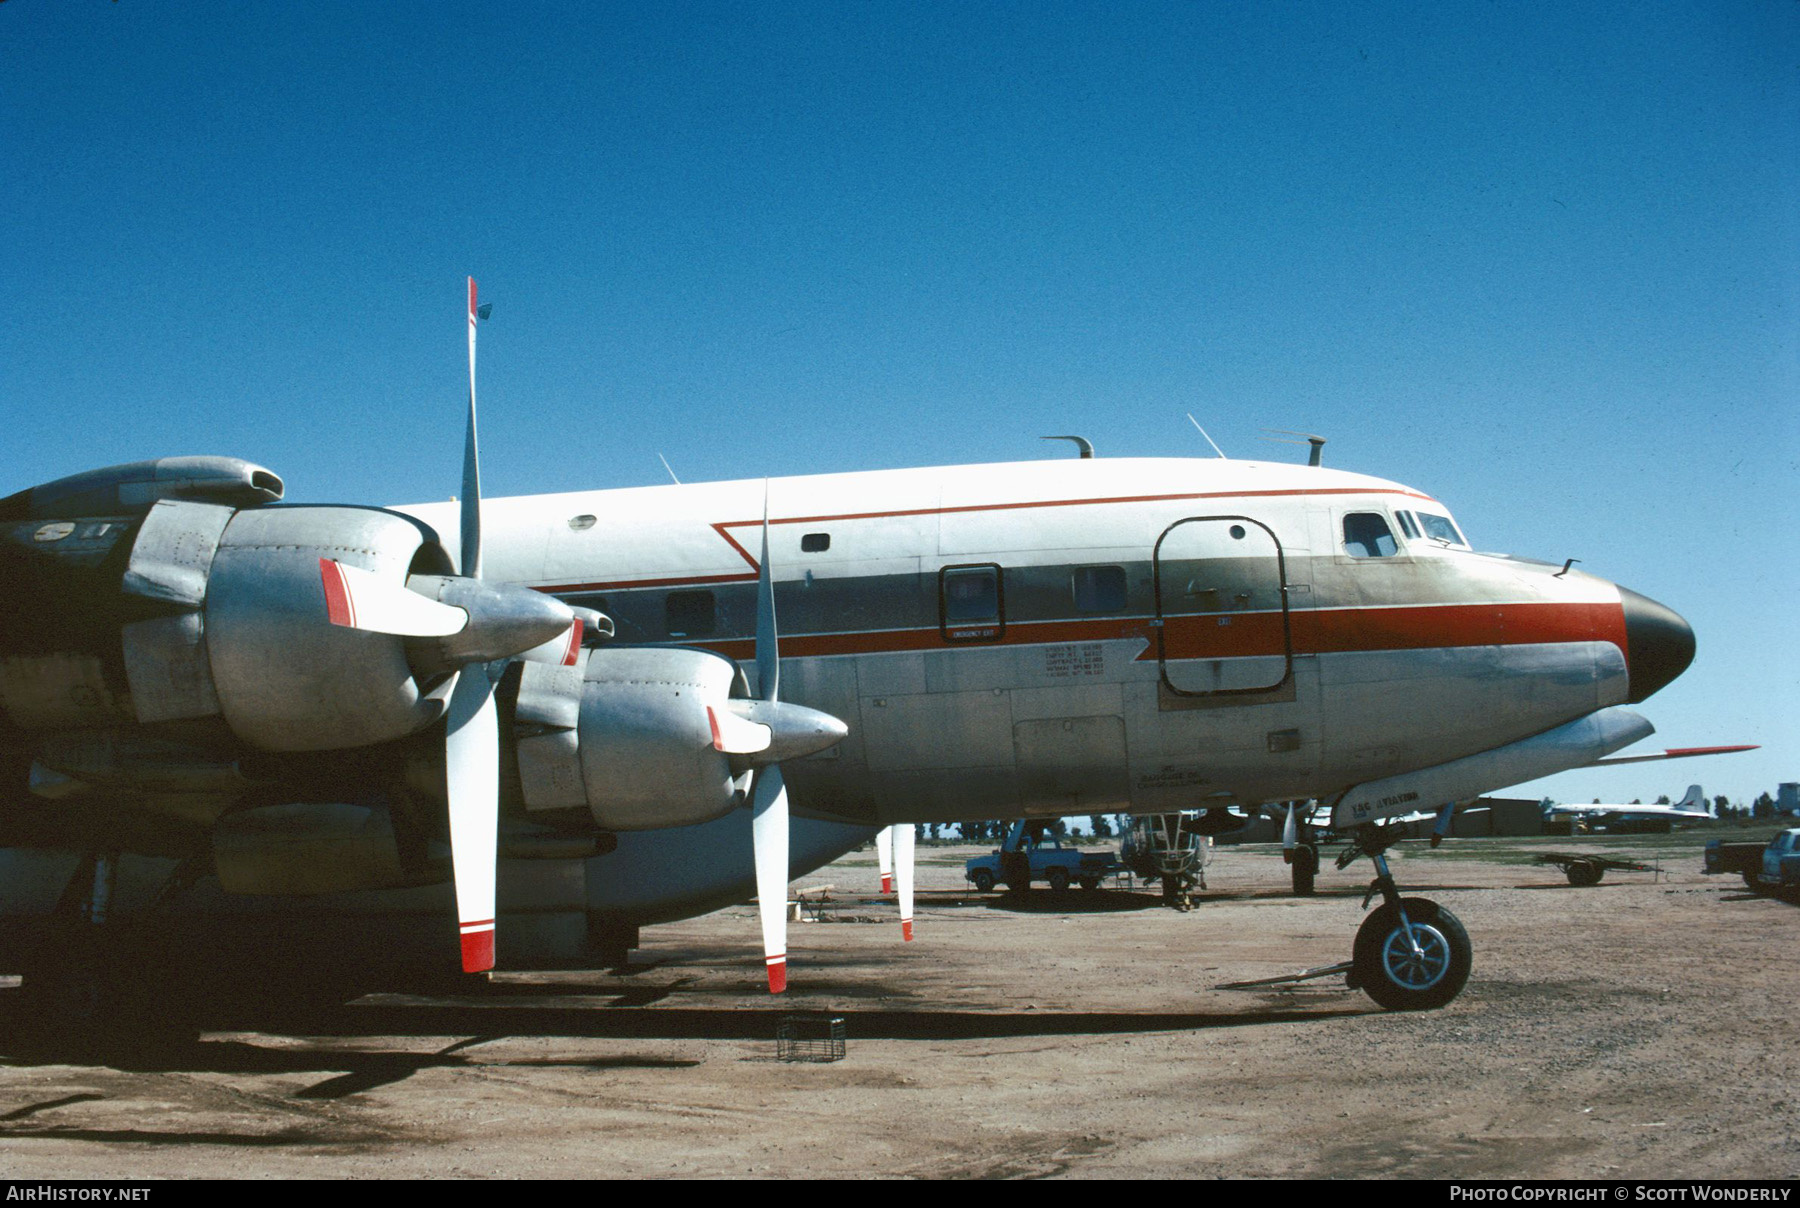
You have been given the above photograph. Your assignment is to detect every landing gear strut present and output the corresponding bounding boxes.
[1339,825,1471,1010]
[18,852,209,1039]
[1290,842,1319,897]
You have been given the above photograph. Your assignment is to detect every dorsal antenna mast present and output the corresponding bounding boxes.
[1261,429,1328,467]
[1039,435,1095,459]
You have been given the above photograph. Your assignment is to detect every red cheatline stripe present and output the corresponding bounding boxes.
[461,929,495,973]
[630,600,1629,666]
[319,559,356,628]
[562,619,583,666]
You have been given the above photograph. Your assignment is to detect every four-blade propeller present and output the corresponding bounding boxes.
[321,278,580,973]
[327,279,850,986]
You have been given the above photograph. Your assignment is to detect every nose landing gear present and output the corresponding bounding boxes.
[1340,825,1471,1010]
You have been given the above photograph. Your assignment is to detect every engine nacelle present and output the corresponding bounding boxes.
[200,505,455,750]
[0,488,458,751]
[514,646,747,832]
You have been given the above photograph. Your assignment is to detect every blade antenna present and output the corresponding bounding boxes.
[1186,414,1228,459]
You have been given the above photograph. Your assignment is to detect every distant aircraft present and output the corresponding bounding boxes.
[1544,784,1714,828]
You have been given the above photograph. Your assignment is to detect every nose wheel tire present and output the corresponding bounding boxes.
[1352,897,1471,1011]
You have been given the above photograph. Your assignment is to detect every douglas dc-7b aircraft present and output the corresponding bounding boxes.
[0,280,1742,1020]
[1546,784,1715,828]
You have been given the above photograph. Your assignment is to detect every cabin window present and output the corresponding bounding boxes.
[1072,565,1127,613]
[801,532,830,553]
[665,589,716,638]
[1415,511,1468,547]
[1342,513,1399,558]
[940,564,1004,642]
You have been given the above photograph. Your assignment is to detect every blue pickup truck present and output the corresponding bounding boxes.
[965,823,1119,893]
[1704,829,1800,901]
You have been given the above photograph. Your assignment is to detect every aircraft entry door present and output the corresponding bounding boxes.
[1152,516,1292,696]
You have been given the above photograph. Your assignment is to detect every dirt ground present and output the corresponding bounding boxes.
[0,835,1795,1180]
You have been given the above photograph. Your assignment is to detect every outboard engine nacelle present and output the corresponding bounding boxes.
[513,646,847,832]
[0,460,476,751]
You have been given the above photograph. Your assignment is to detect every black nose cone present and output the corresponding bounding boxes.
[1620,587,1695,703]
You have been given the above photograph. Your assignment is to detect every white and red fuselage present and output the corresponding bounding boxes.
[401,455,1693,833]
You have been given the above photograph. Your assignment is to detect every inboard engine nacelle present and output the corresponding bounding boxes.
[513,646,848,832]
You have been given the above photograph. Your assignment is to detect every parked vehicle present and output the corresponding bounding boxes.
[1703,829,1800,900]
[965,822,1119,892]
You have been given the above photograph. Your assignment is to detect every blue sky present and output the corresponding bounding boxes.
[5,2,1795,806]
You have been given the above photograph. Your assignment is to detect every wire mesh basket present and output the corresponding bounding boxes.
[776,1013,846,1063]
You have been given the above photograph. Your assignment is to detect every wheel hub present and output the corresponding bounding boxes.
[1381,922,1451,991]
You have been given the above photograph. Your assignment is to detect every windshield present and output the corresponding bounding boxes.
[1411,510,1468,548]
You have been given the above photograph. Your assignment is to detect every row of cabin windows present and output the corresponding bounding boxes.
[1342,510,1467,559]
[658,563,1130,641]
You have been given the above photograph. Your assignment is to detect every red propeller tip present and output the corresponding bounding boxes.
[319,559,355,627]
[880,874,893,894]
[460,926,495,973]
[766,957,787,994]
[901,919,913,943]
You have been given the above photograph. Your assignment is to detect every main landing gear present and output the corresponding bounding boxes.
[16,851,208,1042]
[1339,826,1471,1010]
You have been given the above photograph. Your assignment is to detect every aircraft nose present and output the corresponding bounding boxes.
[1619,586,1695,703]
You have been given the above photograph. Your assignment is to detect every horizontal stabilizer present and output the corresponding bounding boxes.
[1591,744,1758,766]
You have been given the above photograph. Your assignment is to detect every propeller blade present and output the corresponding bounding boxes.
[756,482,778,703]
[462,276,483,579]
[707,704,772,755]
[445,666,499,973]
[894,822,915,942]
[516,618,584,668]
[319,559,467,637]
[876,826,894,895]
[751,764,790,993]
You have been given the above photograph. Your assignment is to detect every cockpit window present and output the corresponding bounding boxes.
[1395,511,1422,540]
[1343,513,1398,558]
[1414,512,1468,547]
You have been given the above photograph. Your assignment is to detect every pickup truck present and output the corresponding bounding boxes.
[965,824,1119,893]
[1704,829,1800,901]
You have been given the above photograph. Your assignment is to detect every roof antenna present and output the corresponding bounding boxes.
[1039,435,1095,459]
[1261,429,1327,467]
[1186,414,1228,459]
[657,453,682,485]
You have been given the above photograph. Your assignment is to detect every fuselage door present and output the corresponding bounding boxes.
[1153,516,1291,695]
